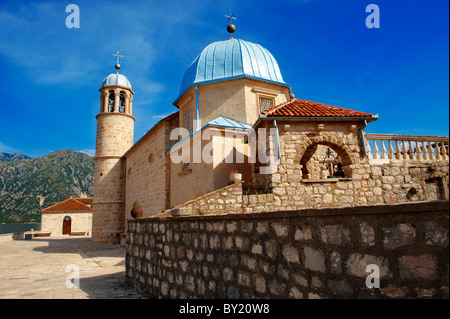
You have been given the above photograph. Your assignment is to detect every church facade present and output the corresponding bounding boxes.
[91,29,449,242]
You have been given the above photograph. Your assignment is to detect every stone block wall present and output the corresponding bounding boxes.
[169,182,244,216]
[162,182,278,216]
[126,200,449,299]
[125,123,168,218]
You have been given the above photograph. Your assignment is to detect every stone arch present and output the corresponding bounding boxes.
[107,90,115,112]
[296,135,357,179]
[119,91,126,113]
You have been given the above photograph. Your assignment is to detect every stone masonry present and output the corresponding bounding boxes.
[126,200,449,299]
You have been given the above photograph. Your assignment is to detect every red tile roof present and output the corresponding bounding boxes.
[263,99,373,118]
[42,197,93,212]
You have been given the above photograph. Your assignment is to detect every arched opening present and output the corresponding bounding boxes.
[62,216,71,235]
[119,91,126,113]
[108,91,115,112]
[300,142,353,179]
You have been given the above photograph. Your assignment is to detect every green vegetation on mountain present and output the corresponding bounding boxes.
[0,150,94,223]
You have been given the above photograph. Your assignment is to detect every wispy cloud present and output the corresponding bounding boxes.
[0,141,17,154]
[79,149,95,157]
[152,112,176,120]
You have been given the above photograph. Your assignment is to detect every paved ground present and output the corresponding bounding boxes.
[0,235,146,299]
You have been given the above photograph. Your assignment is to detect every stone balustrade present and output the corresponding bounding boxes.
[365,134,449,164]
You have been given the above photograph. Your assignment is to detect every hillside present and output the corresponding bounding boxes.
[0,152,33,162]
[0,150,94,223]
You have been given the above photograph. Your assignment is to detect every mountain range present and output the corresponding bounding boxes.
[0,150,94,223]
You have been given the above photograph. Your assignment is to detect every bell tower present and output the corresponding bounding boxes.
[92,53,135,242]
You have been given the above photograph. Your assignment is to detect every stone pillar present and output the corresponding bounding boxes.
[114,91,120,113]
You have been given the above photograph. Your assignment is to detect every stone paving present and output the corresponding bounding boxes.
[0,235,146,299]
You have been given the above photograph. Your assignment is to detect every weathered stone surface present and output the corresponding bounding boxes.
[320,225,351,246]
[330,251,342,275]
[303,247,325,273]
[272,223,289,237]
[265,240,278,261]
[381,285,408,298]
[293,273,308,288]
[269,279,286,295]
[282,245,299,263]
[346,253,390,278]
[295,227,312,241]
[289,287,303,299]
[223,267,234,282]
[398,254,438,281]
[254,276,266,294]
[425,222,449,246]
[383,223,416,249]
[360,222,376,247]
[329,279,353,296]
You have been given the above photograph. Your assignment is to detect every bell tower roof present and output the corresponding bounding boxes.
[101,50,132,89]
[101,73,132,89]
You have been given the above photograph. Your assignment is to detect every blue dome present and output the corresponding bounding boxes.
[175,38,287,104]
[102,73,132,89]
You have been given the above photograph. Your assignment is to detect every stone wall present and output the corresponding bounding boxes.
[169,182,244,216]
[126,200,449,299]
[253,121,449,210]
[125,123,168,218]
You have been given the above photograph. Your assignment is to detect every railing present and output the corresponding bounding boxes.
[365,134,449,164]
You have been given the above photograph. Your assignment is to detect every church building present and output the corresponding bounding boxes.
[91,22,448,242]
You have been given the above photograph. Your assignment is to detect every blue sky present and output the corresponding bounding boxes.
[0,0,448,158]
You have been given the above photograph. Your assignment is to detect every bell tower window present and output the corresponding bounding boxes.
[119,91,126,113]
[108,91,115,112]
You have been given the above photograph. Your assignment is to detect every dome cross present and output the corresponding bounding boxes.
[225,11,237,38]
[113,50,123,71]
[225,11,236,23]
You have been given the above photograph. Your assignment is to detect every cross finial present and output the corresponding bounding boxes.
[225,11,236,24]
[225,11,236,39]
[113,50,123,71]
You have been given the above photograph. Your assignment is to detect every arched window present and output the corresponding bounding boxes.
[119,91,126,113]
[108,91,115,112]
[300,143,351,179]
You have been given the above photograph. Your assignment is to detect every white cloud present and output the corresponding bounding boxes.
[79,149,96,157]
[152,112,176,120]
[0,141,16,154]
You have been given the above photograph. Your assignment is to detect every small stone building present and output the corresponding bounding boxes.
[41,197,93,236]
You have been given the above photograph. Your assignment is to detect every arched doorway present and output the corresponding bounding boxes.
[62,216,71,235]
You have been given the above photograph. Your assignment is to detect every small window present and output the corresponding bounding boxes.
[259,96,274,113]
[119,92,126,113]
[185,109,191,133]
[182,159,191,172]
[108,91,115,112]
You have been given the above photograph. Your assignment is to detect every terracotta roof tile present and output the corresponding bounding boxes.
[42,197,93,212]
[263,99,373,118]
